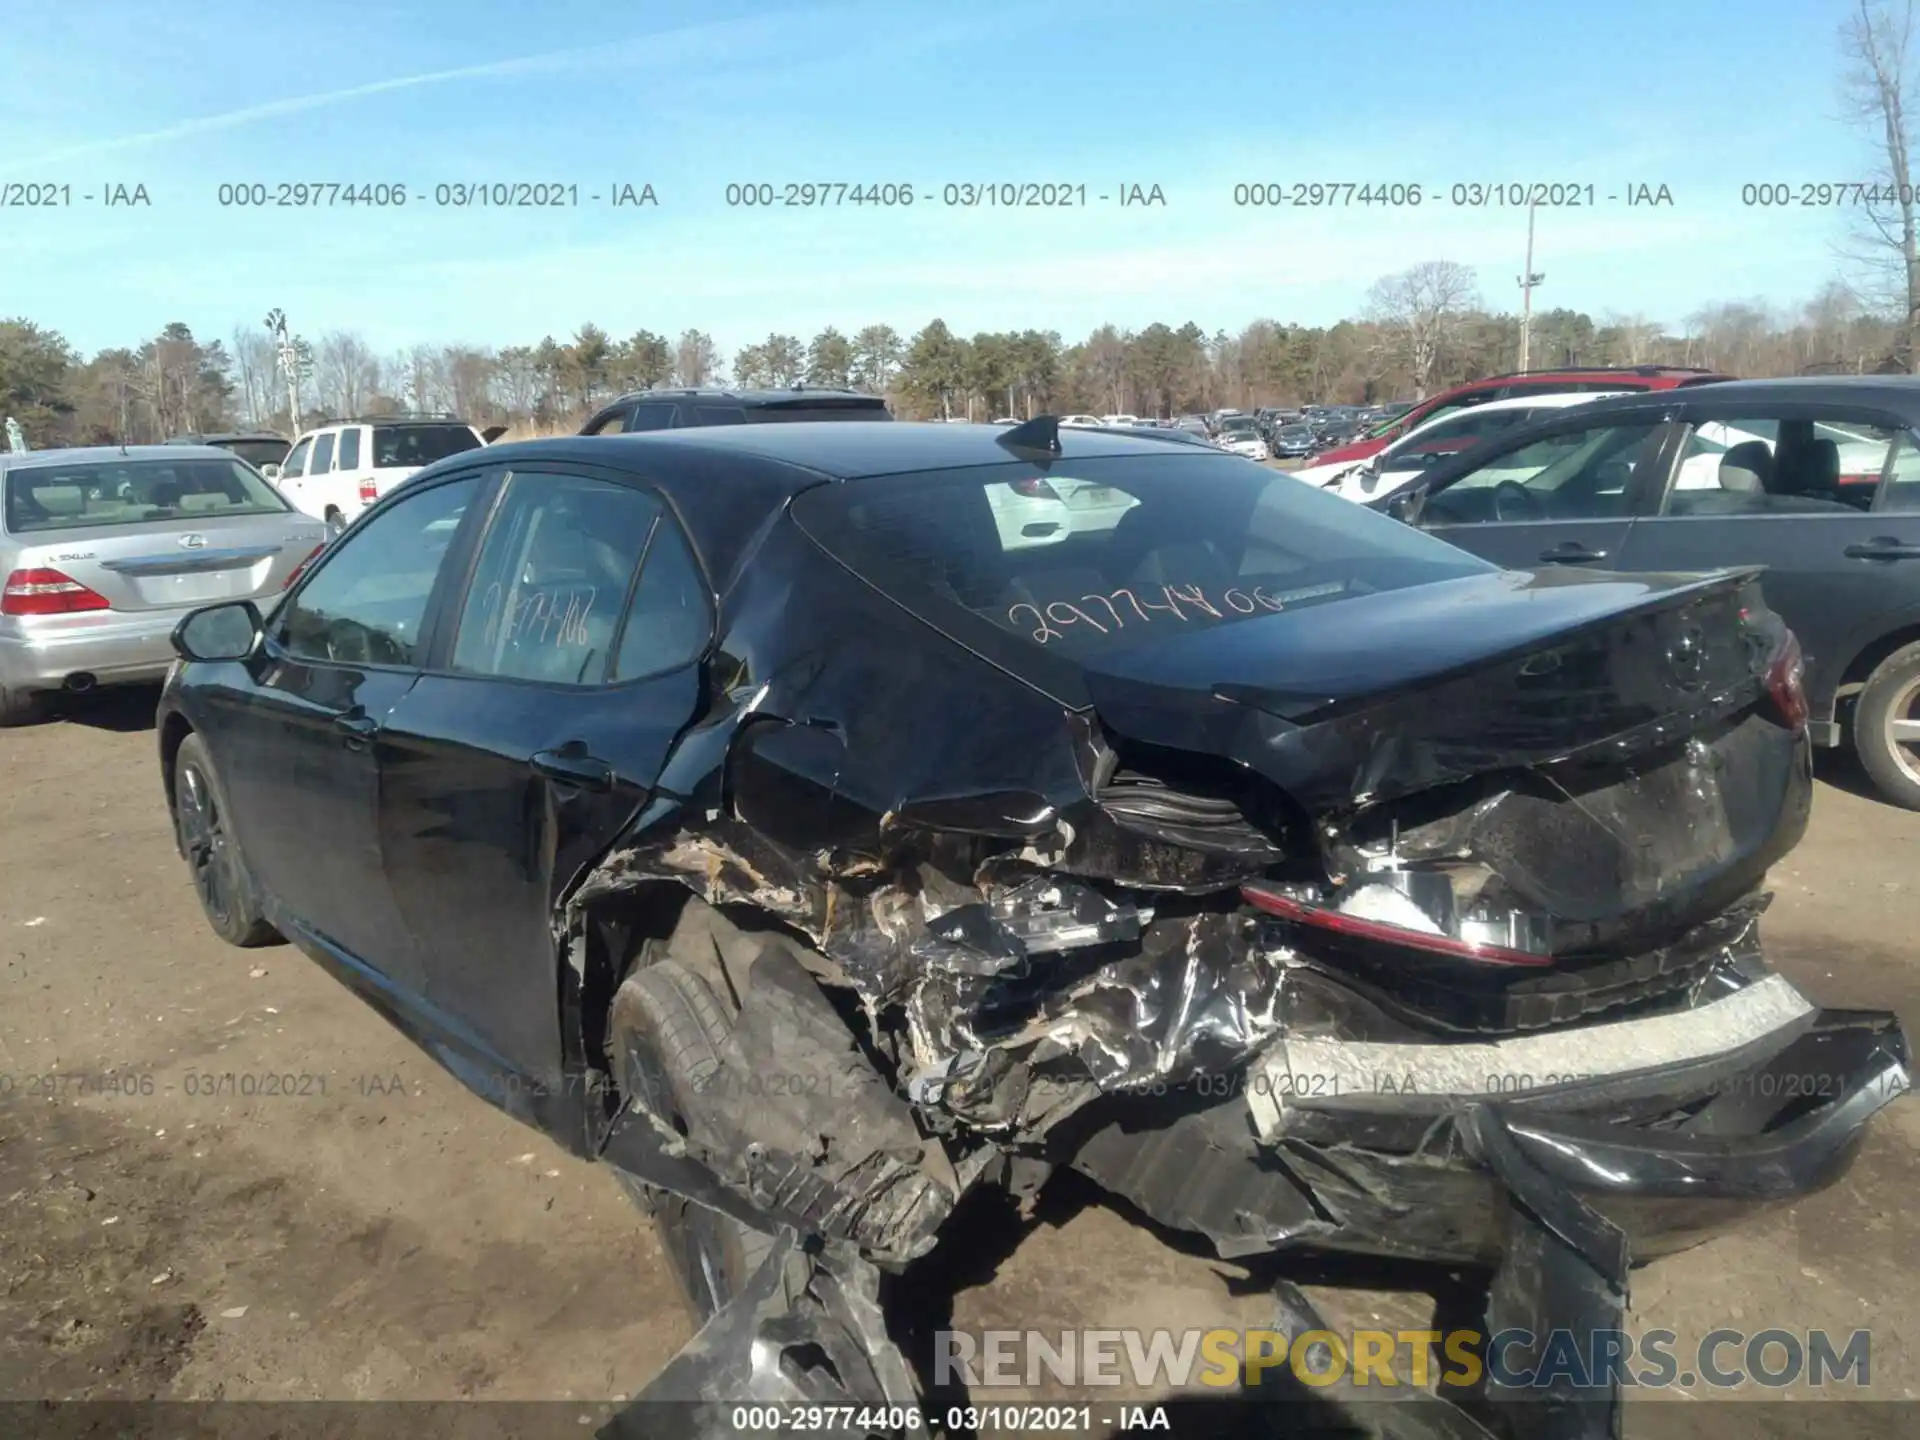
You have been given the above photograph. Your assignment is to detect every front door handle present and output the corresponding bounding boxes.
[1844,538,1920,561]
[332,709,377,749]
[1538,542,1608,563]
[532,746,615,792]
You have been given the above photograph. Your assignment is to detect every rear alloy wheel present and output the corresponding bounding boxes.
[173,733,281,947]
[609,957,775,1324]
[1854,640,1920,811]
[0,686,45,728]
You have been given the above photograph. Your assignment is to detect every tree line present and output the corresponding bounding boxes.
[1,264,1912,448]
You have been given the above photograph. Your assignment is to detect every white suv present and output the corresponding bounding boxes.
[274,415,501,535]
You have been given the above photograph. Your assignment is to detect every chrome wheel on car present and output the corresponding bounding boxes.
[1854,641,1920,811]
[1883,675,1920,788]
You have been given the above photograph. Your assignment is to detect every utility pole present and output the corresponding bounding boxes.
[265,309,302,429]
[1516,201,1545,372]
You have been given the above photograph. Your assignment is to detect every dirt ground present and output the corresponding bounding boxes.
[1,686,1917,1438]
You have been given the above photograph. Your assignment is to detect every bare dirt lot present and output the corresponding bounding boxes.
[2,686,1917,1438]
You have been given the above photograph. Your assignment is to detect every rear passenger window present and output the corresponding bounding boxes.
[627,406,676,431]
[1664,416,1885,515]
[613,518,711,680]
[690,405,747,425]
[450,471,659,686]
[337,427,361,470]
[1880,433,1920,512]
[311,432,336,474]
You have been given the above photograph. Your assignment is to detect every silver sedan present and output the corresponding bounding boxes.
[1,446,328,724]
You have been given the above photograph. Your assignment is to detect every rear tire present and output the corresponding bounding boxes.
[172,733,281,947]
[0,686,45,728]
[609,958,775,1324]
[1854,642,1920,811]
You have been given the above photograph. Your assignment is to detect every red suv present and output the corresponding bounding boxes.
[1305,366,1733,473]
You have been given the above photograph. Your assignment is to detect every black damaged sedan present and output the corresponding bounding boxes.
[157,416,1909,1438]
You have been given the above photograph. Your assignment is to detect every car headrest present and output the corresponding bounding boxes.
[33,485,88,517]
[1718,440,1774,494]
[1802,438,1841,495]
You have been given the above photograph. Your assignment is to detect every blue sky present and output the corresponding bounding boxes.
[0,0,1885,359]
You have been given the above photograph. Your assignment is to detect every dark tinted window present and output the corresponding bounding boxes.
[613,515,711,680]
[450,472,658,685]
[217,439,291,470]
[627,405,677,431]
[372,424,482,467]
[310,432,336,474]
[793,453,1491,662]
[690,405,748,425]
[745,403,892,423]
[337,427,362,470]
[4,457,290,534]
[278,476,477,666]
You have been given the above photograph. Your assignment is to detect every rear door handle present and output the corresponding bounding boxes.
[1844,538,1920,561]
[531,746,615,792]
[332,710,377,748]
[1538,542,1608,563]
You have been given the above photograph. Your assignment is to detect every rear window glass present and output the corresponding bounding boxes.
[372,424,482,468]
[4,458,291,534]
[793,453,1493,662]
[216,439,291,470]
[745,403,892,423]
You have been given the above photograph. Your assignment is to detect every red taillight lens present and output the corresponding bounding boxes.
[1240,883,1554,968]
[2,567,112,616]
[358,477,378,504]
[1011,477,1061,500]
[1766,632,1809,733]
[282,543,326,590]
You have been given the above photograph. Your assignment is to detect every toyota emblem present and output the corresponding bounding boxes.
[178,533,207,549]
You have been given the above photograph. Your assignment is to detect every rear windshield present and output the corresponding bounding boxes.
[372,424,481,468]
[215,438,290,470]
[4,457,291,534]
[793,453,1493,663]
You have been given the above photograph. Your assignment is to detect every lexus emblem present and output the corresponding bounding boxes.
[178,533,207,550]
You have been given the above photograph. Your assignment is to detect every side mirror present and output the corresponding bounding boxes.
[260,463,281,480]
[172,600,264,663]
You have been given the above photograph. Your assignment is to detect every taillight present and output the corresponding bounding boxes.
[358,477,379,504]
[1240,883,1554,968]
[2,567,112,616]
[1011,477,1061,500]
[1766,632,1809,733]
[282,543,326,590]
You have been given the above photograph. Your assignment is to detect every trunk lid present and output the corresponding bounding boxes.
[1078,565,1808,978]
[13,511,325,613]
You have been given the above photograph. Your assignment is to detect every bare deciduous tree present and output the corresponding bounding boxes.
[1365,260,1479,398]
[1840,0,1920,371]
[315,330,378,417]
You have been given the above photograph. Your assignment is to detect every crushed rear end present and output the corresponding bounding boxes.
[581,452,1908,1437]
